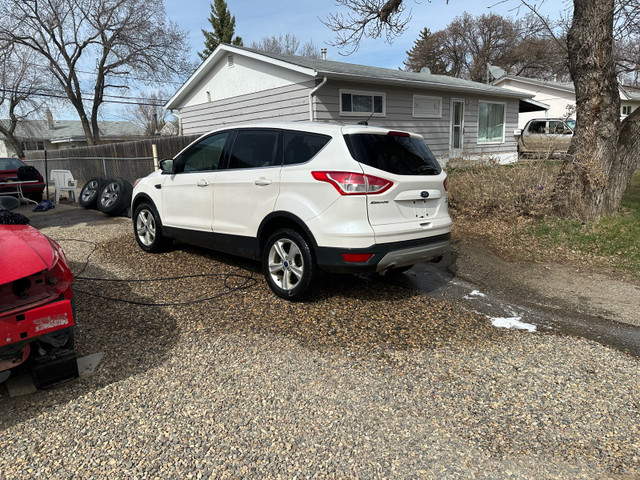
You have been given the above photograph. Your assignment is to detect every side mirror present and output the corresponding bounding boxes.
[159,158,174,172]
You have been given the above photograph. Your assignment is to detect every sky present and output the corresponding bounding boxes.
[163,0,570,71]
[90,0,569,122]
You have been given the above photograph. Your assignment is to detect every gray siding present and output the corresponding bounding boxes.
[314,80,519,161]
[178,77,519,162]
[180,80,316,135]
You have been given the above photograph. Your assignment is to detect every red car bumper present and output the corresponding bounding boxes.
[1,297,74,348]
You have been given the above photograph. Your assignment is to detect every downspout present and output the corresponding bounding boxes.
[171,109,183,136]
[308,76,328,121]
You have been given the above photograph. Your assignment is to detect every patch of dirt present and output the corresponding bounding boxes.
[452,231,640,329]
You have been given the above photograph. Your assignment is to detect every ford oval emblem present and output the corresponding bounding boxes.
[420,191,430,198]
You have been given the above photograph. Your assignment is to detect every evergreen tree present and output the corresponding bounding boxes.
[403,28,448,74]
[199,0,243,61]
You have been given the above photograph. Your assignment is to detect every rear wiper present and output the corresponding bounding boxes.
[414,165,440,175]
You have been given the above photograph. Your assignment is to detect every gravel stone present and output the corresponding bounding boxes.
[0,211,638,479]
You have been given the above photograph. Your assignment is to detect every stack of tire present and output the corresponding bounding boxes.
[79,177,133,217]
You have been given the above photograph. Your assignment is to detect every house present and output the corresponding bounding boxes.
[493,74,640,128]
[165,45,536,164]
[0,113,145,157]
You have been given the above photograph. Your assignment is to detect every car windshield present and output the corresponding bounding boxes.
[565,119,576,131]
[0,158,25,171]
[344,133,442,176]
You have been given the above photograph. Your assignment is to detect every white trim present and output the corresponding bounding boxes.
[413,95,442,118]
[477,100,506,144]
[339,89,386,117]
[449,98,465,153]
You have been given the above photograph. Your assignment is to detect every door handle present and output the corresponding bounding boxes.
[196,179,210,187]
[254,178,272,186]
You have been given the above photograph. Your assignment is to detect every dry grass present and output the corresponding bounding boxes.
[446,159,640,279]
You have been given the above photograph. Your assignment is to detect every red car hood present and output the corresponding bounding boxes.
[0,225,58,283]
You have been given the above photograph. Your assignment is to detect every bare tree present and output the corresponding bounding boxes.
[0,41,49,158]
[250,34,321,58]
[123,91,170,136]
[322,0,411,54]
[404,13,567,81]
[0,0,191,146]
[325,0,640,220]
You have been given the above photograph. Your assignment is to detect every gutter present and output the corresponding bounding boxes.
[308,76,328,121]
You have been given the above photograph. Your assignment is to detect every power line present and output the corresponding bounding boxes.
[0,87,168,106]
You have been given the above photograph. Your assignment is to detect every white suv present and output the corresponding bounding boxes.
[132,122,451,300]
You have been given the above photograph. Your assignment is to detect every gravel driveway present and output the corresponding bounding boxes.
[1,209,638,479]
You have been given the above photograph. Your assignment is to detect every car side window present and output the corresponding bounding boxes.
[548,121,567,135]
[228,129,282,169]
[283,131,331,165]
[179,132,230,173]
[528,121,547,134]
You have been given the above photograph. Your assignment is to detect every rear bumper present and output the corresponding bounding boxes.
[316,233,450,273]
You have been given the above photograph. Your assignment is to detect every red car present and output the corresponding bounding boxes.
[0,157,46,203]
[0,199,76,386]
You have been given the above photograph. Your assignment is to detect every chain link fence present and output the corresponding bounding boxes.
[25,156,156,188]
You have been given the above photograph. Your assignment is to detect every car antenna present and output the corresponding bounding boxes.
[358,110,376,126]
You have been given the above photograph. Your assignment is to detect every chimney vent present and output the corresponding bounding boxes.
[46,108,54,129]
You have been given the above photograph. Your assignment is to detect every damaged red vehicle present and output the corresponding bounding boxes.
[0,198,77,387]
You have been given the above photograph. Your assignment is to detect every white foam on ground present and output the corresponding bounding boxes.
[491,317,537,332]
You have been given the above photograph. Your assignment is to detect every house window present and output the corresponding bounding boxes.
[20,141,45,151]
[622,105,633,116]
[478,101,505,144]
[413,95,442,118]
[340,90,385,117]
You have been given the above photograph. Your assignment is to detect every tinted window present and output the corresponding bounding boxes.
[228,130,281,169]
[180,132,230,173]
[344,134,442,176]
[283,131,331,165]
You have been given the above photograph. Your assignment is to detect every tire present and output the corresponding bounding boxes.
[262,228,316,301]
[79,177,104,209]
[97,178,132,216]
[133,202,170,253]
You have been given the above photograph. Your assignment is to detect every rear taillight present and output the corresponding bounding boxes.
[444,177,448,192]
[311,171,393,195]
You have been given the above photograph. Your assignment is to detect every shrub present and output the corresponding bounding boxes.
[445,158,560,219]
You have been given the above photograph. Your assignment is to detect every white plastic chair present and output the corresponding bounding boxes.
[50,169,78,203]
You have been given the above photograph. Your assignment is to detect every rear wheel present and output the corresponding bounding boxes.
[262,228,316,301]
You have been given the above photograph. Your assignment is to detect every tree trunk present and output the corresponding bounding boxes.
[553,0,640,220]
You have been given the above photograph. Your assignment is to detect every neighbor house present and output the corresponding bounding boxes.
[493,74,640,127]
[0,113,145,157]
[165,45,537,164]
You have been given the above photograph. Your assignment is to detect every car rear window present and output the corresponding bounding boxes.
[343,133,442,175]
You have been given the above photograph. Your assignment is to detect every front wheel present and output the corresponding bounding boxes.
[133,202,169,252]
[262,228,316,301]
